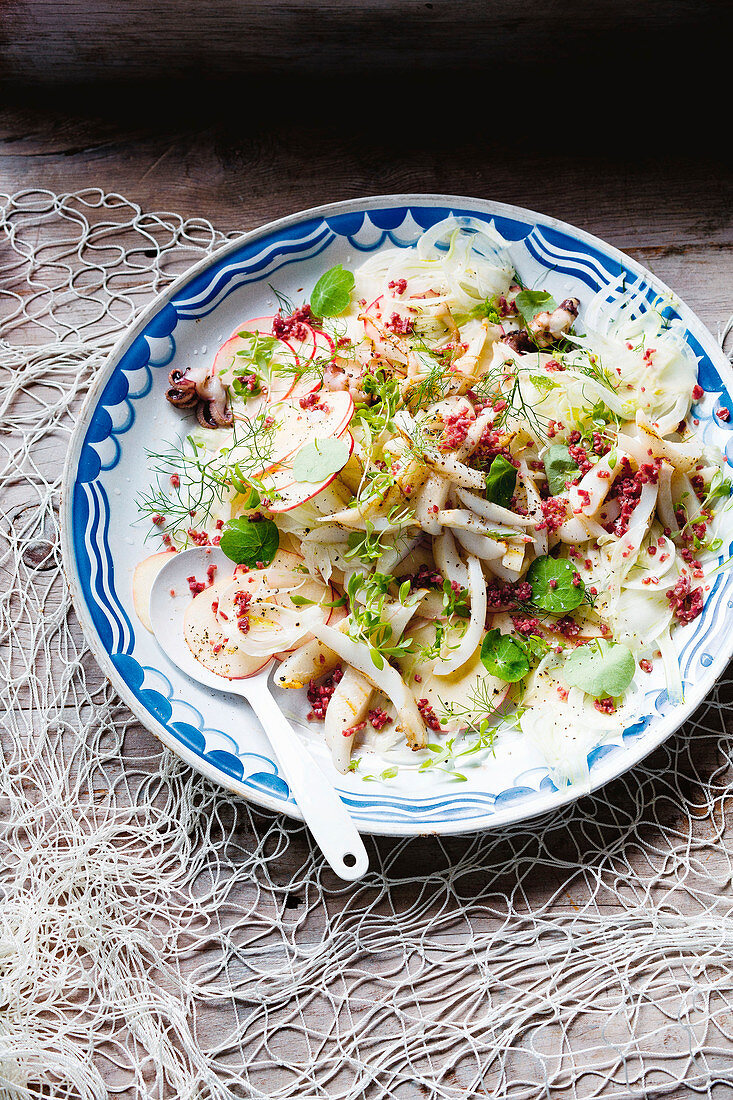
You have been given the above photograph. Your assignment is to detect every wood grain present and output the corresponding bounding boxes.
[0,85,730,330]
[0,1,727,86]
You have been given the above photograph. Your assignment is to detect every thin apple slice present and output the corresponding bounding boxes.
[214,582,320,658]
[219,550,307,604]
[309,324,335,358]
[264,432,355,513]
[286,373,322,404]
[265,390,354,465]
[216,323,299,417]
[229,315,301,366]
[183,577,270,678]
[132,550,176,632]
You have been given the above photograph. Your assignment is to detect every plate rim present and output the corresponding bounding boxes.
[60,191,733,837]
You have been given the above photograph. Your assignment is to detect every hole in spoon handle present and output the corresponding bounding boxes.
[332,842,369,881]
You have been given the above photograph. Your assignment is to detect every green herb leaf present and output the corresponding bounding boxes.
[219,517,279,568]
[544,444,579,495]
[485,455,517,509]
[292,436,351,483]
[467,298,502,324]
[709,470,732,501]
[528,373,559,394]
[369,647,384,670]
[288,594,316,607]
[345,521,386,563]
[562,640,635,699]
[514,289,557,327]
[527,555,585,613]
[232,330,279,372]
[480,629,530,683]
[310,265,355,317]
[442,579,471,619]
[321,595,348,608]
[240,484,261,509]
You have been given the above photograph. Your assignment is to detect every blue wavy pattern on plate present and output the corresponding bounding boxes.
[69,201,733,828]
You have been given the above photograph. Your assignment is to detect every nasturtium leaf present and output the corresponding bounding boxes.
[310,265,355,317]
[562,640,636,699]
[485,455,517,509]
[514,289,557,326]
[480,629,530,683]
[219,517,279,568]
[292,436,351,483]
[527,555,585,613]
[544,444,579,495]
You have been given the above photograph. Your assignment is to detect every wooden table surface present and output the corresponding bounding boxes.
[2,67,732,1098]
[1,76,730,327]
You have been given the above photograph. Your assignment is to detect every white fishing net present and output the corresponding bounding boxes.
[2,187,733,1100]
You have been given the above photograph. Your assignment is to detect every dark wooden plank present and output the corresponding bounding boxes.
[0,0,727,86]
[0,88,730,334]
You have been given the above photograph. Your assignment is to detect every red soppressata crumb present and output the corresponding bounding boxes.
[594,697,616,715]
[343,721,367,738]
[233,589,252,634]
[556,616,580,638]
[692,384,704,401]
[639,659,653,673]
[388,278,407,295]
[272,304,312,341]
[512,616,542,635]
[397,564,444,590]
[607,458,662,536]
[666,574,704,624]
[439,411,474,451]
[186,575,205,597]
[538,497,567,532]
[306,668,343,720]
[186,527,211,546]
[417,698,442,731]
[368,707,393,731]
[568,442,593,476]
[484,580,532,615]
[385,312,414,335]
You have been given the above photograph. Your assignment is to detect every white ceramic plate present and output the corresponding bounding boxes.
[61,195,733,835]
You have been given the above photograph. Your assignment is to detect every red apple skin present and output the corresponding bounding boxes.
[266,431,354,513]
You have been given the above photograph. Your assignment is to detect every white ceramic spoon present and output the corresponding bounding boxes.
[149,546,369,882]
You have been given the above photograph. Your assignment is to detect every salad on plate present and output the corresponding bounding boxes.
[133,218,732,786]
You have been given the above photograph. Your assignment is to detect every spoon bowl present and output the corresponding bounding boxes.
[149,545,369,881]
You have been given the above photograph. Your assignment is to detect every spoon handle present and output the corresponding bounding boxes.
[248,685,369,881]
